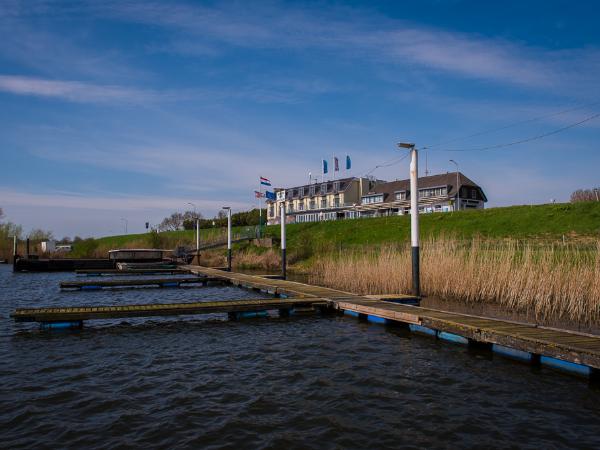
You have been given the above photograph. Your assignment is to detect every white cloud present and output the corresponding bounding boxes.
[0,75,161,103]
[0,188,248,212]
[95,1,600,91]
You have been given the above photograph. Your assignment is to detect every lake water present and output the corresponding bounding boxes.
[1,264,600,449]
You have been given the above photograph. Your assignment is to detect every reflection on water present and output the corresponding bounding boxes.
[1,265,600,449]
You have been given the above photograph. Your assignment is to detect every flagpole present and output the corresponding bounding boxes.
[259,178,262,238]
[332,153,335,180]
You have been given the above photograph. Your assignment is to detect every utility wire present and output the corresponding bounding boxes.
[364,150,410,176]
[430,111,600,152]
[423,99,600,150]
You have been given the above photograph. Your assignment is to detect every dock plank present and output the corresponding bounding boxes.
[12,264,600,374]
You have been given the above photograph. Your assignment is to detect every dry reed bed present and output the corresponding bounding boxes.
[308,239,600,325]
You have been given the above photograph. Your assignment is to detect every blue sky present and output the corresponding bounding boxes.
[1,0,599,238]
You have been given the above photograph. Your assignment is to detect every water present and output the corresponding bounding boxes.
[1,265,600,449]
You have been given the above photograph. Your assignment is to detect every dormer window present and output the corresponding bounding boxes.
[362,194,384,204]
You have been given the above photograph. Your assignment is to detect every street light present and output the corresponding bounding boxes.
[397,142,420,298]
[187,202,200,257]
[449,159,460,211]
[120,218,128,234]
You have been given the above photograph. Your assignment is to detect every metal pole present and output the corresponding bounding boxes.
[410,148,420,298]
[227,208,232,271]
[12,236,17,271]
[280,203,286,280]
[450,160,459,211]
[196,218,200,264]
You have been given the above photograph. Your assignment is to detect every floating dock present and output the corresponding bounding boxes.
[75,269,191,276]
[11,265,600,380]
[11,297,327,323]
[60,276,221,290]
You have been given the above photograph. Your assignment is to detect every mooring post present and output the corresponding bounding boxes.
[280,203,286,280]
[12,235,18,272]
[26,238,30,258]
[196,218,200,264]
[225,207,232,271]
[409,146,421,297]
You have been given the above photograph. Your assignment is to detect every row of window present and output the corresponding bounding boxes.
[361,186,478,204]
[296,212,338,223]
[286,181,346,199]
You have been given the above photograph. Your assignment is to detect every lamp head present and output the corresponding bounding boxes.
[397,142,415,149]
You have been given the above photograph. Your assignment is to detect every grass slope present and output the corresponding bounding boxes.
[266,202,600,249]
[73,203,600,258]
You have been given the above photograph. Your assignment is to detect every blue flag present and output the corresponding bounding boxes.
[346,155,351,170]
[322,159,328,174]
[265,191,276,200]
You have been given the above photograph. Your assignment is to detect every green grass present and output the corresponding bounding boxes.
[266,202,600,249]
[73,202,600,259]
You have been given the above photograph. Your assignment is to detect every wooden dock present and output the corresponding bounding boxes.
[60,276,220,290]
[11,265,600,379]
[75,269,191,276]
[11,297,327,322]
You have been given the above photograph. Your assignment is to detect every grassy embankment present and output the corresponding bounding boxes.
[70,202,600,324]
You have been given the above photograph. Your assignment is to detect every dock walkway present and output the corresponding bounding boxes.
[11,265,600,378]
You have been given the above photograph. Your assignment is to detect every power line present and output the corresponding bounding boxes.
[423,99,600,150]
[364,150,410,176]
[430,111,600,152]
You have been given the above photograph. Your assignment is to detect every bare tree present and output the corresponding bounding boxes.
[158,212,185,231]
[28,228,54,241]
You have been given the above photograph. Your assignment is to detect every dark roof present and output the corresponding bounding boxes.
[366,172,487,202]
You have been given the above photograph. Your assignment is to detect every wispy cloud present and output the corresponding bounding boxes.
[0,74,162,103]
[94,1,599,91]
[0,188,249,212]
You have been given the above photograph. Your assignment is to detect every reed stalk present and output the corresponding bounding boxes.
[308,238,600,325]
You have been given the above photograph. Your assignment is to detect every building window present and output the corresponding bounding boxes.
[419,187,447,198]
[333,194,340,207]
[333,181,340,192]
[309,185,315,196]
[292,189,298,198]
[320,198,327,208]
[299,187,305,197]
[395,191,408,201]
[362,194,384,204]
[298,203,304,211]
[321,183,327,194]
[309,199,316,210]
[471,189,477,199]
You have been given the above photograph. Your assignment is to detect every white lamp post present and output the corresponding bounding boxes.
[398,142,420,298]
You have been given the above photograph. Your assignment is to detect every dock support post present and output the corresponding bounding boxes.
[26,238,30,258]
[280,203,286,280]
[224,207,232,271]
[409,146,421,298]
[12,235,17,272]
[196,218,200,264]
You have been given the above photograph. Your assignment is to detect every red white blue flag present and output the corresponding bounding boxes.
[254,190,265,198]
[260,176,271,186]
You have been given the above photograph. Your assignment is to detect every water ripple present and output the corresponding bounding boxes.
[1,266,600,449]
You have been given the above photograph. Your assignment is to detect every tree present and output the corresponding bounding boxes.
[182,210,204,230]
[158,212,185,231]
[28,228,54,241]
[0,207,4,219]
